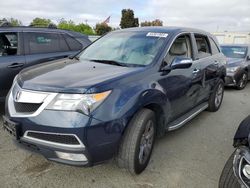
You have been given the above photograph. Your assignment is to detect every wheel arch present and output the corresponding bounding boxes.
[233,115,250,147]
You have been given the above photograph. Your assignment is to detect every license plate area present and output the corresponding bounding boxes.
[2,116,19,139]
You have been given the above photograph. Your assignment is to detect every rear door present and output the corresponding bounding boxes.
[23,32,73,68]
[0,31,25,99]
[193,34,220,103]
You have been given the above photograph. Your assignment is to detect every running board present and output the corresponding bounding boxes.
[167,103,208,131]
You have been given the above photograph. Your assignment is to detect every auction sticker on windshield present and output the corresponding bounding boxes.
[146,32,168,38]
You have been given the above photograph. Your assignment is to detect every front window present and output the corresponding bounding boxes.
[221,46,247,59]
[79,31,167,67]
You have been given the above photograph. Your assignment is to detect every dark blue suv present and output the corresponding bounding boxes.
[0,26,91,101]
[3,27,226,174]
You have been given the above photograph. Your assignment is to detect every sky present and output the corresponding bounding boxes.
[1,0,250,32]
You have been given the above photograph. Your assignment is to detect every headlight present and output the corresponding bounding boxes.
[46,90,111,115]
[226,67,240,73]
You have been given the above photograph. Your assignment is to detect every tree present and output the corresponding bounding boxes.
[30,18,54,27]
[57,19,95,35]
[120,9,139,28]
[0,17,22,26]
[141,19,163,27]
[95,23,112,35]
[151,19,163,26]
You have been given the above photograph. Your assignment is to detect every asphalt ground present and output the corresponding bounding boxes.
[0,85,250,188]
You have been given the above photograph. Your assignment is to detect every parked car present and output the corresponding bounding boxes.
[0,26,91,102]
[219,116,250,188]
[221,44,250,90]
[2,27,226,174]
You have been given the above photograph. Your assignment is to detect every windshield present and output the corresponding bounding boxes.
[79,31,167,67]
[221,46,247,59]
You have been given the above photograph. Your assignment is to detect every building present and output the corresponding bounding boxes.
[212,32,250,44]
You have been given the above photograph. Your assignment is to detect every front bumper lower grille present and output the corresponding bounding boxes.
[14,102,42,113]
[26,131,80,145]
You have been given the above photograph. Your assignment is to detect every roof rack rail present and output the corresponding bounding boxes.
[0,21,12,27]
[28,23,57,29]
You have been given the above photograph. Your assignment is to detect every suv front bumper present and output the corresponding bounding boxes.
[2,115,89,166]
[233,147,250,187]
[2,111,122,167]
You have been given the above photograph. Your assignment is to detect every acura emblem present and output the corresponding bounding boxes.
[15,91,21,101]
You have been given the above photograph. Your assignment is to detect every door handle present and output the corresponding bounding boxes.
[192,69,200,74]
[7,63,24,68]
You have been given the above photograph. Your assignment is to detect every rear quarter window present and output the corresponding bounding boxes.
[64,34,83,51]
[209,37,220,55]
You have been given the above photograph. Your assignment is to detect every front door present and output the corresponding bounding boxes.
[158,34,203,122]
[0,32,25,99]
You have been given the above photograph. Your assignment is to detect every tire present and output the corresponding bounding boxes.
[207,79,224,112]
[116,108,156,174]
[236,71,248,90]
[219,151,241,188]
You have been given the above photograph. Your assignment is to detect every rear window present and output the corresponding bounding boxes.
[194,34,211,59]
[25,32,69,54]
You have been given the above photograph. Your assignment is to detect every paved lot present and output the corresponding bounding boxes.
[1,86,250,188]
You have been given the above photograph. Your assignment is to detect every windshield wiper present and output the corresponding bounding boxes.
[89,59,126,67]
[69,55,80,60]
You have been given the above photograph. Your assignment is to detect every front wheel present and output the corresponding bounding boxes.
[236,71,248,90]
[116,108,156,174]
[207,79,224,112]
[219,151,241,188]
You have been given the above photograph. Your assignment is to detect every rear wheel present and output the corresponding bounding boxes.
[116,108,156,174]
[207,79,224,112]
[219,151,241,188]
[236,71,248,90]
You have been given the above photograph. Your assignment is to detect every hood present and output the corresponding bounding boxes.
[17,59,143,93]
[226,58,245,68]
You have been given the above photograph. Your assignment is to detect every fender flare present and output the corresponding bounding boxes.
[233,115,250,147]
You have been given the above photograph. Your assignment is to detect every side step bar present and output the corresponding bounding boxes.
[167,102,208,131]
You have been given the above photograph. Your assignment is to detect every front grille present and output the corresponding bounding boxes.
[26,132,80,145]
[14,102,42,113]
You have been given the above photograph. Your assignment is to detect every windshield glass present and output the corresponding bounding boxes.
[79,31,167,67]
[221,46,247,59]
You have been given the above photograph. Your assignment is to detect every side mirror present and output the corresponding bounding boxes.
[247,56,250,61]
[171,57,193,69]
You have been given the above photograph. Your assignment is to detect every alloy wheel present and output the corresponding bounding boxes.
[215,83,223,108]
[138,120,155,165]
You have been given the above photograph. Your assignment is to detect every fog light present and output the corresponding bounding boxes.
[55,151,87,162]
[243,164,250,179]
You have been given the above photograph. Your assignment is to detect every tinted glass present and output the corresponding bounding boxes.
[59,34,70,52]
[80,31,166,66]
[26,32,61,54]
[64,34,82,51]
[209,38,220,54]
[0,32,18,56]
[221,46,247,59]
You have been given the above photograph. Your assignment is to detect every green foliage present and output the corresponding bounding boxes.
[95,23,112,35]
[30,17,53,27]
[120,9,139,29]
[58,19,95,35]
[141,19,163,27]
[1,17,22,26]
